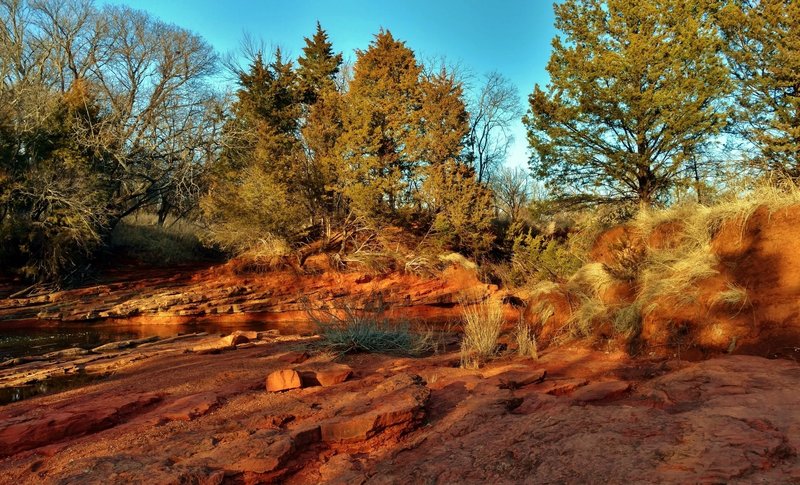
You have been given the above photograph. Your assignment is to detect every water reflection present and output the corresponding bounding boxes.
[0,372,105,405]
[0,320,313,361]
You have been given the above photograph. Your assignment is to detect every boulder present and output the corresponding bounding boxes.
[266,369,302,392]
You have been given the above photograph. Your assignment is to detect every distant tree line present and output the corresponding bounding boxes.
[1,0,798,282]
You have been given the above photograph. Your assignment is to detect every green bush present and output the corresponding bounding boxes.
[306,295,434,356]
[510,233,584,285]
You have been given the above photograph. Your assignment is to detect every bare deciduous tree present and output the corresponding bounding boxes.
[465,71,522,184]
[492,166,535,224]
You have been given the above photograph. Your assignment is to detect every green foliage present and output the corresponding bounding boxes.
[0,2,219,281]
[511,233,584,285]
[337,30,424,220]
[298,22,343,104]
[0,81,110,282]
[719,0,800,177]
[201,166,309,253]
[424,162,496,257]
[525,0,731,206]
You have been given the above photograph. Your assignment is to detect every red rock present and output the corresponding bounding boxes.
[159,392,219,422]
[221,333,249,346]
[511,392,560,415]
[320,374,429,443]
[540,378,589,396]
[230,437,294,473]
[0,393,161,457]
[290,424,321,448]
[495,369,547,389]
[297,363,352,387]
[231,330,258,340]
[278,351,310,364]
[571,380,631,402]
[191,333,249,354]
[266,369,302,392]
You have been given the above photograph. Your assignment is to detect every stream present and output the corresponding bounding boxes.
[0,320,312,361]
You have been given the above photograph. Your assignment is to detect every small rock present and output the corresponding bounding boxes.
[220,333,249,347]
[159,392,220,422]
[92,336,159,353]
[42,347,90,359]
[191,333,248,354]
[497,369,547,389]
[258,329,281,339]
[266,369,302,392]
[540,378,589,396]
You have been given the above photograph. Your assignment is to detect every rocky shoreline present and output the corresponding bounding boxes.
[1,328,798,483]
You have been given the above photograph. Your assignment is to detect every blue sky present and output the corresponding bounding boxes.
[101,0,559,168]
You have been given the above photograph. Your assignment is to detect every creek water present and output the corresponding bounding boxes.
[0,320,313,361]
[0,319,314,405]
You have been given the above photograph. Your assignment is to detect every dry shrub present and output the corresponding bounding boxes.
[520,178,800,349]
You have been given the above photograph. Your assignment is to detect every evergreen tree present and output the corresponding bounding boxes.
[719,0,800,177]
[414,67,495,256]
[297,23,345,235]
[203,49,309,250]
[524,0,731,207]
[416,67,469,168]
[337,30,423,219]
[297,22,343,104]
[424,161,495,256]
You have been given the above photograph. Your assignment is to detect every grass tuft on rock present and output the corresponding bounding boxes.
[306,295,434,356]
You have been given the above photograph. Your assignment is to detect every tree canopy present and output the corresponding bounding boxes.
[524,0,731,207]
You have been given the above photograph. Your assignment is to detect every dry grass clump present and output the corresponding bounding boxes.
[562,294,608,341]
[306,295,434,356]
[709,283,749,311]
[637,245,719,314]
[633,177,800,244]
[567,262,616,297]
[514,320,539,359]
[460,296,504,369]
[229,234,297,273]
[517,179,800,349]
